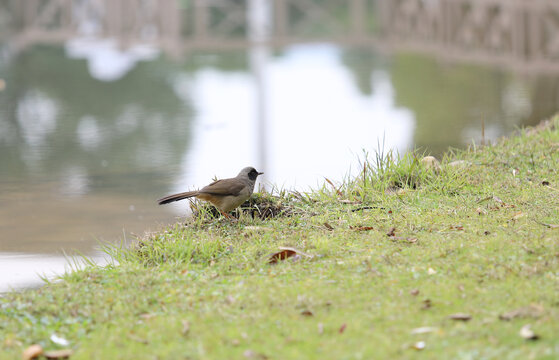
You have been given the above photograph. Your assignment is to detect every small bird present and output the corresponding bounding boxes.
[157,167,264,219]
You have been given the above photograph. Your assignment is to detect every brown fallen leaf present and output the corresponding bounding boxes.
[300,309,313,317]
[323,222,334,231]
[410,289,420,296]
[268,248,297,263]
[519,324,539,340]
[449,313,472,321]
[22,344,43,360]
[450,225,464,231]
[541,180,550,186]
[386,227,396,237]
[512,211,524,220]
[421,299,432,310]
[499,304,545,321]
[339,323,347,334]
[44,349,73,359]
[351,226,374,231]
[268,247,312,264]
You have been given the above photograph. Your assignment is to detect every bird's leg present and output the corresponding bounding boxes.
[219,209,237,222]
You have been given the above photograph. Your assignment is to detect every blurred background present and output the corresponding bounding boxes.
[1,0,559,290]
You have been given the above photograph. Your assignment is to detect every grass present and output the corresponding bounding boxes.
[2,116,559,359]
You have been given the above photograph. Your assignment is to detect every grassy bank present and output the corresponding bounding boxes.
[2,117,559,359]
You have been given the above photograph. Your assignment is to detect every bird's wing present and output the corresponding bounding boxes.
[200,179,245,196]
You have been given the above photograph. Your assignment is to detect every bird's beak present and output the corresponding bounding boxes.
[258,172,264,176]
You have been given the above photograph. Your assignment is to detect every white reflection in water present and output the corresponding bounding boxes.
[77,115,103,151]
[17,90,58,147]
[0,252,108,293]
[59,166,90,197]
[168,45,414,213]
[116,105,141,135]
[66,38,159,82]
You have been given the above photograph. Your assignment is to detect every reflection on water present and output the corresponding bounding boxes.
[178,45,414,201]
[0,252,109,293]
[1,0,559,290]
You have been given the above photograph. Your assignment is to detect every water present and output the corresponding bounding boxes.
[1,0,559,291]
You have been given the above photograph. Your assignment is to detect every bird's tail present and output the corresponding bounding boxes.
[157,191,198,205]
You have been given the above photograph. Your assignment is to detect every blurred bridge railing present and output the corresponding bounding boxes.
[2,0,559,72]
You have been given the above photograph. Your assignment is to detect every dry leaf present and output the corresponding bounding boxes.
[449,313,472,321]
[519,324,539,340]
[412,341,426,350]
[421,156,441,172]
[541,180,550,186]
[499,304,545,321]
[351,226,374,231]
[300,309,313,317]
[386,227,396,237]
[512,212,524,220]
[44,349,73,359]
[323,222,334,231]
[268,248,297,263]
[421,299,432,310]
[410,289,420,296]
[268,247,312,264]
[410,327,437,335]
[339,323,347,334]
[22,344,43,360]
